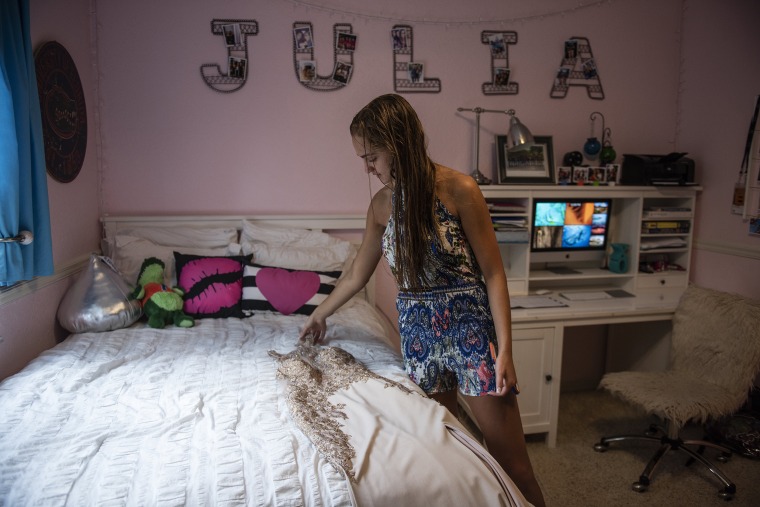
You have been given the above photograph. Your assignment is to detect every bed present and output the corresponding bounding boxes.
[0,215,529,506]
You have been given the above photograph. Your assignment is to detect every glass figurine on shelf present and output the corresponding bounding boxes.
[608,243,629,273]
[583,137,601,160]
[584,111,612,162]
[600,128,616,164]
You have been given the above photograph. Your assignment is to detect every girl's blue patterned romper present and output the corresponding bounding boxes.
[382,197,498,396]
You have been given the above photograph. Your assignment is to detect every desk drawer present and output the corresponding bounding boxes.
[637,273,687,289]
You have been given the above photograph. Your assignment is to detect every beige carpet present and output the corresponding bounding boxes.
[525,390,760,506]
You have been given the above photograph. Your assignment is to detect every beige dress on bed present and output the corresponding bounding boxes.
[270,344,531,507]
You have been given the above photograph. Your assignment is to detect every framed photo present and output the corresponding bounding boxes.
[750,218,760,237]
[497,135,555,184]
[606,163,620,184]
[572,166,589,184]
[294,26,313,50]
[588,166,606,184]
[228,56,247,79]
[564,39,578,60]
[332,61,352,84]
[336,32,357,52]
[555,67,570,87]
[556,166,572,185]
[297,60,316,82]
[582,58,598,79]
[222,24,241,47]
[494,67,510,86]
[408,62,424,83]
[487,33,506,57]
[391,27,411,51]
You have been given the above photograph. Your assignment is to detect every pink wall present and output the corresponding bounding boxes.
[679,0,760,298]
[0,0,100,380]
[96,0,683,215]
[2,0,759,380]
[32,0,101,264]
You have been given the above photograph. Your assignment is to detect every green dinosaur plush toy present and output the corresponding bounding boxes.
[130,257,194,329]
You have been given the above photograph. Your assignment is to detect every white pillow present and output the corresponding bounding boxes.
[240,220,357,271]
[112,235,241,286]
[103,225,238,254]
[240,220,337,247]
[247,241,352,271]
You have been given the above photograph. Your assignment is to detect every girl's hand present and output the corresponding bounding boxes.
[489,345,520,397]
[299,311,327,343]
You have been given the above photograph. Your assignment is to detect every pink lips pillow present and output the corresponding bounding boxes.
[241,264,341,316]
[173,253,252,318]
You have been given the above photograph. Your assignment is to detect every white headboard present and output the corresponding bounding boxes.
[100,214,374,303]
[101,214,367,237]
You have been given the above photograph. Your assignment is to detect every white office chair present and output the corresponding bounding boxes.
[593,285,760,500]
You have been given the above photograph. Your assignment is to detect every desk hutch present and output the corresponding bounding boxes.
[479,185,701,446]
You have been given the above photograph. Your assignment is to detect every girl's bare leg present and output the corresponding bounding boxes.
[459,393,546,507]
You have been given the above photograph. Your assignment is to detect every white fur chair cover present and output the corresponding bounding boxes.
[600,285,760,432]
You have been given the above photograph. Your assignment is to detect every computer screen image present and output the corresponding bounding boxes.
[531,199,612,264]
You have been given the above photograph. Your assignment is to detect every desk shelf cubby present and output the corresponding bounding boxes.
[480,185,700,296]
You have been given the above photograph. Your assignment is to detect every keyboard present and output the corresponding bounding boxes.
[559,291,612,301]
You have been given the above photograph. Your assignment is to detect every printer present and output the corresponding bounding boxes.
[621,153,696,185]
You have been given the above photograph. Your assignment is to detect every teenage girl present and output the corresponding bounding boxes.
[300,94,545,507]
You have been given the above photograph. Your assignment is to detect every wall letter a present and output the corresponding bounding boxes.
[550,36,604,100]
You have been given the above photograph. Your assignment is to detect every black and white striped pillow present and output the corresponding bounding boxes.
[241,263,341,316]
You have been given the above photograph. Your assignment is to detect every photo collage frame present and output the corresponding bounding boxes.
[556,164,621,185]
[292,22,356,91]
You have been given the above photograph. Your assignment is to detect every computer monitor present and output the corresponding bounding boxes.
[530,198,612,264]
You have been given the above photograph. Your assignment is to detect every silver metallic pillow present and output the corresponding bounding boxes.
[57,254,142,333]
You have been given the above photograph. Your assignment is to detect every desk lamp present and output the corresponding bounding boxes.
[457,107,535,185]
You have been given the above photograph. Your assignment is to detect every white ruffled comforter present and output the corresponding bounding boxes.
[0,299,527,506]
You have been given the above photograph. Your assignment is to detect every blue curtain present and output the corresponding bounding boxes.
[0,0,53,286]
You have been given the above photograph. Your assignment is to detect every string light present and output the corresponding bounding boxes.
[673,0,687,151]
[281,0,620,26]
[90,0,106,220]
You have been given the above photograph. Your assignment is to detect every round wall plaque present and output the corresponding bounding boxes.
[34,41,87,183]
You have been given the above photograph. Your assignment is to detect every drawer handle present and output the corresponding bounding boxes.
[545,374,553,382]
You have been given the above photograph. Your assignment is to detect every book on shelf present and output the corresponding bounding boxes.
[640,237,688,250]
[488,201,527,214]
[494,229,529,243]
[491,218,528,229]
[642,206,692,219]
[641,220,691,234]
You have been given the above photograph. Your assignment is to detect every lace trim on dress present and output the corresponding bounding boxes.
[269,341,413,482]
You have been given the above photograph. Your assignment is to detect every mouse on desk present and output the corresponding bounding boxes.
[534,289,551,295]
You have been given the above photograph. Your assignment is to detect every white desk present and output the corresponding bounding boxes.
[474,185,700,445]
[507,289,681,447]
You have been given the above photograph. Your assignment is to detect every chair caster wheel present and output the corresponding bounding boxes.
[632,476,650,493]
[632,481,648,492]
[593,442,608,452]
[718,484,736,500]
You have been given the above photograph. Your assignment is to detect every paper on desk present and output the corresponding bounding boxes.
[510,296,567,309]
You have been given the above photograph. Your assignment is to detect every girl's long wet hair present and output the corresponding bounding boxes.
[350,94,437,290]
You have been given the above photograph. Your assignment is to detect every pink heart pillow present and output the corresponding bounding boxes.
[256,267,320,315]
